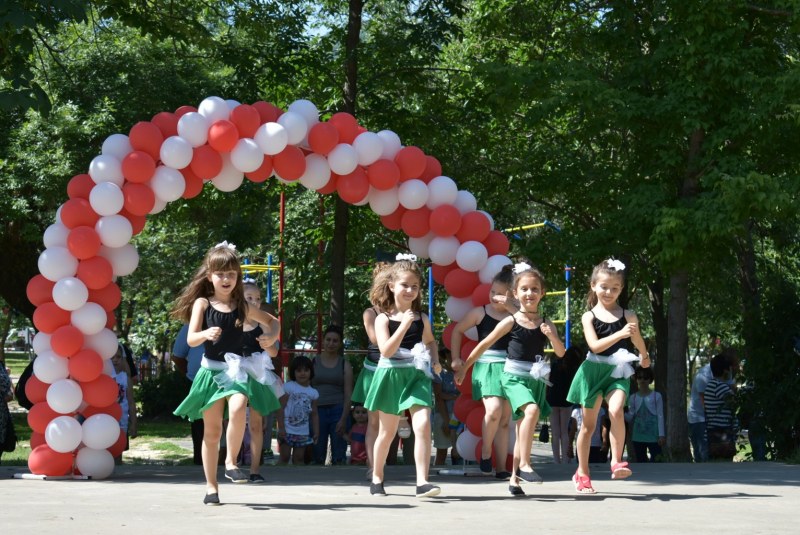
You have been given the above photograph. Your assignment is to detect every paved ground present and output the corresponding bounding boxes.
[2,456,797,534]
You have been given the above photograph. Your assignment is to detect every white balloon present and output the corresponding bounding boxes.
[101,134,133,161]
[454,190,478,214]
[150,166,186,202]
[99,244,139,277]
[479,255,513,284]
[43,223,70,248]
[465,326,479,341]
[328,143,359,175]
[71,302,108,335]
[160,136,193,169]
[103,358,115,377]
[211,154,245,192]
[254,122,288,155]
[89,182,124,216]
[177,112,210,147]
[456,241,489,272]
[426,176,459,209]
[366,186,399,216]
[32,332,52,355]
[353,132,383,166]
[377,130,402,160]
[85,329,119,360]
[299,154,332,190]
[230,138,264,173]
[47,379,84,414]
[428,236,460,266]
[478,210,495,231]
[277,111,308,145]
[407,232,434,259]
[54,205,63,225]
[82,414,121,450]
[95,215,133,248]
[45,416,83,453]
[354,194,370,206]
[445,296,474,322]
[75,447,115,479]
[52,276,89,311]
[198,96,230,123]
[456,429,480,461]
[38,246,79,282]
[149,197,167,215]
[89,155,124,187]
[398,179,429,210]
[225,98,241,110]
[287,99,320,127]
[33,350,69,383]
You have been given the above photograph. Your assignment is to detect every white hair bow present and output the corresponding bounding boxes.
[513,262,531,274]
[396,253,417,262]
[606,258,626,271]
[214,241,237,252]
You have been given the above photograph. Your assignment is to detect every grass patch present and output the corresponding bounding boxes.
[3,351,32,377]
[136,418,192,439]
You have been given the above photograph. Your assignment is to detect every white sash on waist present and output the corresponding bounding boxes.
[504,355,552,386]
[202,352,284,397]
[378,343,433,379]
[586,348,640,379]
[478,349,507,364]
[362,361,378,372]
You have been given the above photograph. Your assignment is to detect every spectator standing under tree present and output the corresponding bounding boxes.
[172,324,206,465]
[311,325,353,465]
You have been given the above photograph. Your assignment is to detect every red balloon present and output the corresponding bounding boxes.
[245,155,274,183]
[328,112,359,144]
[456,211,492,243]
[81,402,123,421]
[230,104,261,138]
[208,120,240,152]
[420,156,442,183]
[122,182,156,216]
[466,406,486,436]
[442,322,457,349]
[106,311,117,330]
[27,402,62,434]
[129,121,164,161]
[61,198,99,229]
[395,146,427,181]
[29,444,75,476]
[190,145,223,179]
[180,167,204,198]
[431,262,457,285]
[69,349,104,382]
[27,275,55,307]
[483,231,510,257]
[77,256,114,290]
[367,159,401,190]
[29,431,46,450]
[308,122,340,155]
[80,374,119,408]
[471,282,492,306]
[252,101,283,123]
[337,167,369,204]
[107,429,128,457]
[429,204,462,237]
[316,173,339,195]
[460,339,478,362]
[380,206,406,231]
[456,365,473,396]
[67,174,94,200]
[121,151,156,183]
[88,282,121,311]
[67,226,102,260]
[33,302,71,333]
[175,105,198,117]
[151,111,179,138]
[454,395,482,423]
[273,145,306,181]
[445,269,481,299]
[51,325,84,358]
[401,206,431,238]
[474,439,496,467]
[120,208,147,236]
[25,375,49,405]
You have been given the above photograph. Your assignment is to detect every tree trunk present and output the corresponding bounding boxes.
[665,270,691,460]
[647,278,668,397]
[329,0,364,329]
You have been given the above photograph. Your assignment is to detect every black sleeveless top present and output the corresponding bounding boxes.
[591,310,633,356]
[387,314,424,350]
[506,318,548,363]
[476,307,511,351]
[365,308,381,364]
[202,305,243,362]
[242,324,263,357]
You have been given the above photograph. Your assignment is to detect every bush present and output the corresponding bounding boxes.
[136,371,191,419]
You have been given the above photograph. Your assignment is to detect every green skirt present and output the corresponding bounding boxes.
[501,372,551,421]
[363,366,432,415]
[566,359,629,409]
[351,365,376,405]
[174,366,281,422]
[472,361,506,400]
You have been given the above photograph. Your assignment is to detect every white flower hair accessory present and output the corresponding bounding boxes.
[606,258,626,271]
[242,277,256,284]
[513,262,532,274]
[214,241,237,252]
[396,253,417,262]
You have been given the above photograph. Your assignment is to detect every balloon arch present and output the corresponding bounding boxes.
[24,96,513,478]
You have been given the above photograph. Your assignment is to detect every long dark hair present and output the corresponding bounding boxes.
[585,259,626,310]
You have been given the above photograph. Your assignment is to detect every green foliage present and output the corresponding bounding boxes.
[136,371,191,419]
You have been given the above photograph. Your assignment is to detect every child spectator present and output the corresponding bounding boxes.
[278,356,320,465]
[705,354,737,460]
[110,344,138,463]
[433,347,461,466]
[347,404,369,465]
[625,367,665,462]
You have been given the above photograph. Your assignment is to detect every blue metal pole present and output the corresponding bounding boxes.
[267,254,273,304]
[565,265,571,348]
